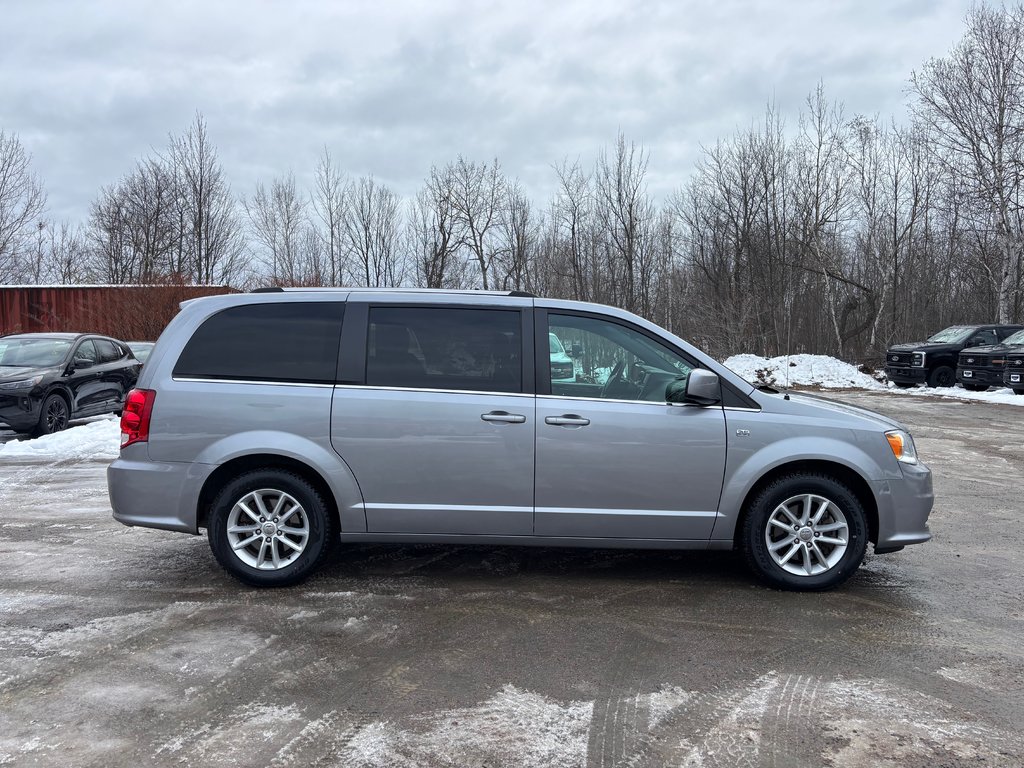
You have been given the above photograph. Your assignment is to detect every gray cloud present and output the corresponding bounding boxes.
[0,0,974,223]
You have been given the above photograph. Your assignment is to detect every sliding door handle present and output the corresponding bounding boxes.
[544,415,590,427]
[481,411,526,424]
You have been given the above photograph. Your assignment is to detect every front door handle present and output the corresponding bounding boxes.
[481,411,526,424]
[545,415,591,427]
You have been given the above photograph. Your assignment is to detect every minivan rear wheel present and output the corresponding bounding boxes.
[207,470,336,587]
[741,473,868,591]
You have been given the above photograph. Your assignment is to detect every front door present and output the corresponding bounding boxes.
[331,303,535,535]
[535,311,727,540]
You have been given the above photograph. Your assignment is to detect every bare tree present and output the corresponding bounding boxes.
[311,147,347,286]
[0,130,47,282]
[341,175,405,287]
[449,157,506,289]
[410,165,468,288]
[912,3,1024,323]
[245,172,310,285]
[166,114,246,285]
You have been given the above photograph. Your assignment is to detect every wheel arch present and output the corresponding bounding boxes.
[197,454,341,533]
[731,459,879,549]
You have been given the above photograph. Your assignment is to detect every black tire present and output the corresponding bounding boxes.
[926,365,955,388]
[962,383,988,392]
[207,469,336,587]
[34,393,70,437]
[893,382,915,389]
[741,473,868,591]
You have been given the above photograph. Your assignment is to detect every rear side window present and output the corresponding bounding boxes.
[174,302,344,384]
[95,339,122,362]
[366,306,523,393]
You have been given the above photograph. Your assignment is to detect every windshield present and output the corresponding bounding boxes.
[1003,329,1024,346]
[0,338,72,368]
[548,333,566,355]
[926,326,974,343]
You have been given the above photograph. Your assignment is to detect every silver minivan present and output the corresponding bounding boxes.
[108,289,932,590]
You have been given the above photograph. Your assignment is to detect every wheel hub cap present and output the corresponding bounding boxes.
[261,522,277,537]
[797,526,814,542]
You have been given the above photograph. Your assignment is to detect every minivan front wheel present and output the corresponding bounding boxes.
[208,470,336,587]
[742,473,868,591]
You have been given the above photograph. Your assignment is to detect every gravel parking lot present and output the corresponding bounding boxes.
[1,390,1022,767]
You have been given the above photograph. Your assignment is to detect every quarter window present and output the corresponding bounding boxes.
[547,314,694,402]
[173,303,344,384]
[366,307,523,393]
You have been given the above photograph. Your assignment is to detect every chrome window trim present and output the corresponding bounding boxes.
[172,377,334,389]
[538,393,702,408]
[335,384,534,399]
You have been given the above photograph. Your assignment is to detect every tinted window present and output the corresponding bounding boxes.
[174,303,344,384]
[95,339,122,363]
[74,340,99,364]
[367,307,522,393]
[971,329,998,346]
[547,314,694,402]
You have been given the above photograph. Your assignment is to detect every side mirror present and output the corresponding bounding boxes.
[969,337,985,346]
[666,369,721,406]
[72,358,95,370]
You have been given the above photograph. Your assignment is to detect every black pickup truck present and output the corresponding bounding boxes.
[885,324,1024,388]
[956,328,1024,392]
[1005,340,1024,395]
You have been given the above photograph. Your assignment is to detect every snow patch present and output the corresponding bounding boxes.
[723,353,884,390]
[339,684,593,768]
[0,418,120,460]
[888,383,1024,406]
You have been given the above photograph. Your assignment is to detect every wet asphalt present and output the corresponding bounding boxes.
[0,390,1022,766]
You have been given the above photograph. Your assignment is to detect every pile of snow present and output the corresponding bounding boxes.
[723,353,885,390]
[0,418,120,460]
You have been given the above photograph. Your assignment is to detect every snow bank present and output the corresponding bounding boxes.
[723,352,1024,406]
[890,384,1024,406]
[723,353,885,390]
[0,418,120,460]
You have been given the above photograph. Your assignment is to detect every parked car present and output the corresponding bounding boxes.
[1001,331,1024,395]
[884,324,1024,388]
[549,332,576,382]
[0,333,141,436]
[956,328,1024,391]
[127,341,155,364]
[108,289,932,591]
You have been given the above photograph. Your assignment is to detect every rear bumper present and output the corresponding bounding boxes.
[108,451,214,534]
[884,366,927,384]
[873,460,933,552]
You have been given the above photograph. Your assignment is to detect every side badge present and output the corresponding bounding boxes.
[735,429,751,437]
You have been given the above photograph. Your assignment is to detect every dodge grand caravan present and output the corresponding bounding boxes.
[108,289,933,590]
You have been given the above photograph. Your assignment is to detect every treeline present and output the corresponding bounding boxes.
[2,4,1024,360]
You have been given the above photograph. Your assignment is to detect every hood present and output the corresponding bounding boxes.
[961,343,1023,356]
[0,366,55,383]
[753,390,905,432]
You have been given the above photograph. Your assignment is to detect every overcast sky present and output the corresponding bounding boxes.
[1,0,974,224]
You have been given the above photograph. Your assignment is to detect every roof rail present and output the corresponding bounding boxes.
[249,286,537,297]
[251,286,284,293]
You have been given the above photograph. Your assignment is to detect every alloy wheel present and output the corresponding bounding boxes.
[226,489,310,570]
[764,493,849,576]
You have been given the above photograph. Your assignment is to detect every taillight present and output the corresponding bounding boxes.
[121,388,156,448]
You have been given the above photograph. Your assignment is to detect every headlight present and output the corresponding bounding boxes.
[0,375,43,391]
[885,429,918,465]
[912,352,925,367]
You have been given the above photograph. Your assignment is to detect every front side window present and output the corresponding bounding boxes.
[174,302,344,384]
[972,329,999,346]
[74,340,99,364]
[366,307,522,393]
[547,314,693,402]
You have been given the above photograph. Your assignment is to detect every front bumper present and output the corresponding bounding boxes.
[0,393,43,432]
[108,450,215,534]
[884,366,927,384]
[1005,370,1024,388]
[956,368,1003,387]
[873,460,933,552]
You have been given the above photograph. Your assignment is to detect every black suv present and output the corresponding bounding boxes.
[885,325,1024,388]
[0,333,141,436]
[956,328,1024,392]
